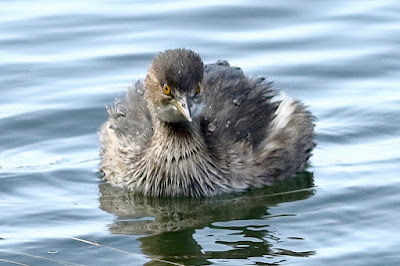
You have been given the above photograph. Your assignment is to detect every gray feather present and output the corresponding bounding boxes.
[99,49,315,197]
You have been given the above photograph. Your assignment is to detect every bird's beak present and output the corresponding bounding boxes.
[172,97,192,122]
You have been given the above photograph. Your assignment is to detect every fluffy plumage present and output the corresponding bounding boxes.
[99,48,314,197]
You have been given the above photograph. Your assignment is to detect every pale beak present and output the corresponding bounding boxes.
[172,97,192,122]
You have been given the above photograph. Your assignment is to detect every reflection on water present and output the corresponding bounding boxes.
[99,172,315,264]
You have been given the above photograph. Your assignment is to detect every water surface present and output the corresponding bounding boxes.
[1,0,400,265]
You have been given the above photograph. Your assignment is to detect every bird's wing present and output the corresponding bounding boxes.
[199,61,315,183]
[101,81,153,151]
[199,61,277,150]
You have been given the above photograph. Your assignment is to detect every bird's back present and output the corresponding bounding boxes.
[199,61,314,185]
[200,61,278,150]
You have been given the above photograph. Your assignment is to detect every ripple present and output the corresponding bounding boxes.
[1,0,400,264]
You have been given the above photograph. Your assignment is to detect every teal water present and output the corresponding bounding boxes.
[1,0,400,265]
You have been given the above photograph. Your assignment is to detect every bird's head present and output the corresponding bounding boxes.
[144,48,204,123]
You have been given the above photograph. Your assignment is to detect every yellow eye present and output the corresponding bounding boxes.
[163,84,171,95]
[196,84,201,94]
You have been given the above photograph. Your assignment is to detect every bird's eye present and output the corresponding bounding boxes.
[196,84,201,94]
[163,84,171,95]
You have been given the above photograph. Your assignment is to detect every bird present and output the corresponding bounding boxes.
[99,48,314,197]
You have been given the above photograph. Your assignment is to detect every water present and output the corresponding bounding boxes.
[1,0,399,265]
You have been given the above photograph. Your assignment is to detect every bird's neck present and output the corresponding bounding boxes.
[127,119,223,196]
[150,120,204,158]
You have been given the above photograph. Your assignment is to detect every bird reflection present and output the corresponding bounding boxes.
[99,172,316,265]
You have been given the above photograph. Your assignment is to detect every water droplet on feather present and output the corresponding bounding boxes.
[233,94,246,106]
[207,121,217,132]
